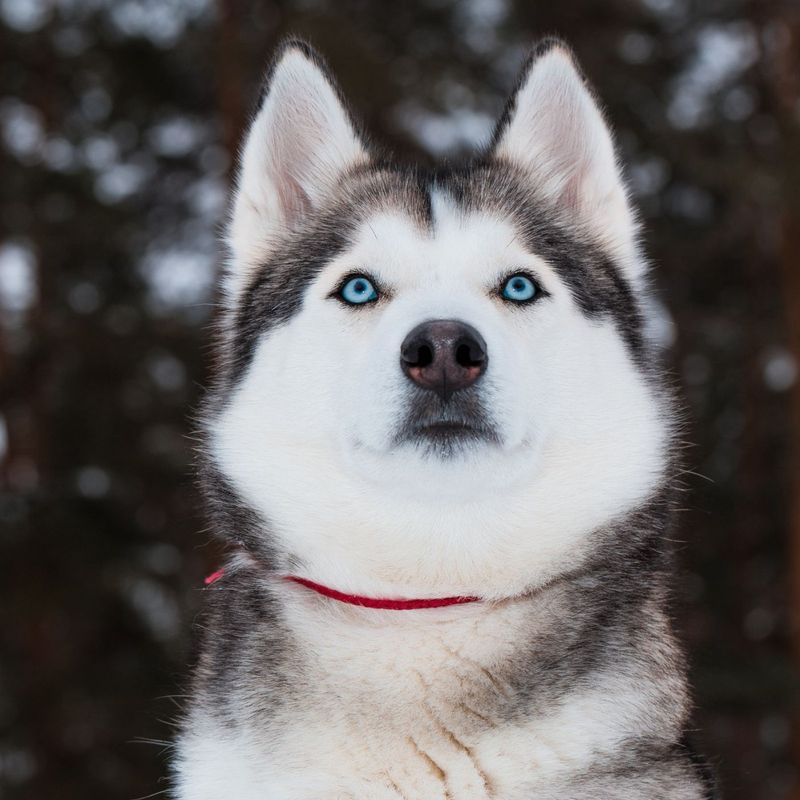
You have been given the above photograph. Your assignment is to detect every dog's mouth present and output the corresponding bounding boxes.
[411,420,495,443]
[394,391,500,456]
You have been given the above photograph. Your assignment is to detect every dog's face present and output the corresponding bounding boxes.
[207,40,672,599]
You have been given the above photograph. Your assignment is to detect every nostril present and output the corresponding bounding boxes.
[415,343,434,368]
[455,341,484,368]
[402,339,434,368]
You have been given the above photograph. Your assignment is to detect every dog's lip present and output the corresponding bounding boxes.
[410,419,498,442]
[412,420,485,437]
[417,420,476,433]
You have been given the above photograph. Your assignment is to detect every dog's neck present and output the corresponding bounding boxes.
[187,553,686,800]
[256,569,657,799]
[273,571,544,713]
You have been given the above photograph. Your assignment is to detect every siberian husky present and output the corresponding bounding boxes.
[173,37,715,799]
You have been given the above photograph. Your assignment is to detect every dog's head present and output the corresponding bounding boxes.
[206,39,674,600]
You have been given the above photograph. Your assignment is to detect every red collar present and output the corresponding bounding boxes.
[205,569,480,610]
[286,575,480,610]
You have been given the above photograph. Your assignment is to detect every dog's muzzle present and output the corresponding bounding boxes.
[397,320,497,452]
[400,319,487,402]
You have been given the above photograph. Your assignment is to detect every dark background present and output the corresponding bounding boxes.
[2,0,800,798]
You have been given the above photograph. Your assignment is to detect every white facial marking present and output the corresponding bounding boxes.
[213,199,667,601]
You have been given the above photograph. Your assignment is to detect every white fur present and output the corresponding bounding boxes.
[212,201,667,601]
[177,589,686,800]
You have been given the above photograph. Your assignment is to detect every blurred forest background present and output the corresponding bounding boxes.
[1,0,799,798]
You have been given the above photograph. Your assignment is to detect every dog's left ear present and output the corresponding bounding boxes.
[493,41,641,280]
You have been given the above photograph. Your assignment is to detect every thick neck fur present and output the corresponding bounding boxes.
[177,498,704,800]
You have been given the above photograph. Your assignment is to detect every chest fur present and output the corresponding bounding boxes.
[177,595,673,800]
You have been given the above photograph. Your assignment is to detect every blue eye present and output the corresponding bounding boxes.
[339,275,379,305]
[501,274,537,303]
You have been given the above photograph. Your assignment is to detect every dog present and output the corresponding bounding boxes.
[173,37,715,799]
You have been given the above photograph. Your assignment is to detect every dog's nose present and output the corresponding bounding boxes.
[400,320,487,401]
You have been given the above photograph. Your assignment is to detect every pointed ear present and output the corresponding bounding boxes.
[492,41,641,280]
[227,40,368,295]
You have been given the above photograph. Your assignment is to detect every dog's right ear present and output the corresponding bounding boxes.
[226,39,368,298]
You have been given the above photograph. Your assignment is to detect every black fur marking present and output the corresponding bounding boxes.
[189,566,297,730]
[228,210,357,385]
[495,488,678,721]
[224,160,646,390]
[197,457,290,570]
[562,742,711,797]
[224,167,435,386]
[435,160,647,359]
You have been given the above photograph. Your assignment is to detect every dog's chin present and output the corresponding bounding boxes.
[345,422,536,503]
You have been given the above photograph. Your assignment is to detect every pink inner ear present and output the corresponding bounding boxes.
[558,159,593,214]
[268,114,325,226]
[276,170,312,224]
[493,48,626,224]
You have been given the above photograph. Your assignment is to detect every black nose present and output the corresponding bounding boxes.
[400,320,488,401]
